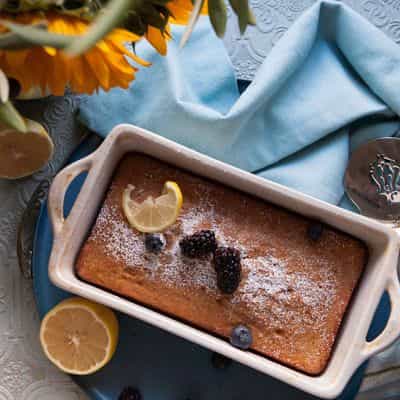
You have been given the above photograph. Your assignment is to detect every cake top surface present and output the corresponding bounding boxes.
[81,153,368,374]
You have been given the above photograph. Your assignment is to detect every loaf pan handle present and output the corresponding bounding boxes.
[48,156,94,237]
[362,269,400,360]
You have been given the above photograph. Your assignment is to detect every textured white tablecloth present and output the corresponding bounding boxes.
[1,1,400,399]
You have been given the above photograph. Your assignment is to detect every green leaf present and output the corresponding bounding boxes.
[180,0,205,48]
[208,0,227,38]
[0,20,75,48]
[228,0,246,34]
[0,70,9,103]
[248,8,256,26]
[0,101,26,132]
[228,0,254,34]
[65,0,133,56]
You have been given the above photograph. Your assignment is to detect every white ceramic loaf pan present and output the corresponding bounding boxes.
[48,124,400,399]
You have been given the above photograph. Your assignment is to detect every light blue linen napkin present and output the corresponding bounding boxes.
[79,0,400,206]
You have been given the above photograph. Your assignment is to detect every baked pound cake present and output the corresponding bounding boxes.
[76,153,368,375]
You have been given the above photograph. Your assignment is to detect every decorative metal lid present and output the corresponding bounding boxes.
[344,137,400,221]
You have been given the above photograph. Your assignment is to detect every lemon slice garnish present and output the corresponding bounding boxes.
[40,297,119,375]
[0,118,53,179]
[122,181,183,233]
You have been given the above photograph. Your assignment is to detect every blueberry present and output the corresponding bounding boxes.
[118,386,141,400]
[230,325,252,350]
[307,221,324,241]
[211,352,232,370]
[145,233,165,254]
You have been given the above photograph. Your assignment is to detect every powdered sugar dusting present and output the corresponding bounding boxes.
[93,203,147,268]
[235,255,336,328]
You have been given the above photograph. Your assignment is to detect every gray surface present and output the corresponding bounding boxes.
[2,1,400,399]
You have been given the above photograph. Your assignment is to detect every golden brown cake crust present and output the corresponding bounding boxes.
[76,153,368,375]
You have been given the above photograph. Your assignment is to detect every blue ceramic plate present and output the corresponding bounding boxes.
[32,133,390,400]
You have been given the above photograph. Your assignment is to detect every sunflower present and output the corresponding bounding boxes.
[145,0,208,55]
[0,12,149,95]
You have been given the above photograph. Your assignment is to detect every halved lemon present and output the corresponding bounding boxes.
[0,118,53,179]
[40,297,119,375]
[122,181,183,233]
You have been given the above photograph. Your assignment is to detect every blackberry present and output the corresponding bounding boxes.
[214,247,241,294]
[145,233,165,254]
[211,352,232,370]
[230,325,253,349]
[307,221,324,241]
[179,230,217,258]
[118,386,142,400]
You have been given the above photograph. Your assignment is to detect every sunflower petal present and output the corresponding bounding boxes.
[95,39,111,53]
[110,28,141,42]
[84,48,110,90]
[145,26,167,55]
[69,56,86,93]
[49,52,68,95]
[5,49,28,69]
[106,52,137,75]
[80,58,99,94]
[168,0,208,24]
[107,39,151,67]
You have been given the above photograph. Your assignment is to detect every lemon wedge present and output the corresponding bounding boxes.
[0,118,53,179]
[122,181,183,233]
[40,297,119,375]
